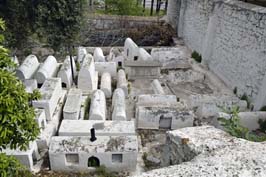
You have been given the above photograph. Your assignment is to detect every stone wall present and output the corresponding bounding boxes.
[82,15,160,46]
[171,0,266,110]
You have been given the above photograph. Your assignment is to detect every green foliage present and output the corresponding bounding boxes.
[76,62,81,72]
[105,0,143,16]
[0,1,35,48]
[218,106,266,142]
[260,106,266,111]
[0,153,33,177]
[84,97,91,120]
[191,51,202,63]
[36,0,87,50]
[95,165,115,177]
[0,19,39,151]
[258,119,266,132]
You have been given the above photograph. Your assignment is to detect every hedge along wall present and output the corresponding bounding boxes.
[170,0,266,110]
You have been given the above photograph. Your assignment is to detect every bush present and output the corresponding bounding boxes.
[191,51,202,63]
[0,153,32,177]
[218,106,266,142]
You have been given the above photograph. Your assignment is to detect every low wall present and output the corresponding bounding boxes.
[82,15,162,46]
[170,0,266,110]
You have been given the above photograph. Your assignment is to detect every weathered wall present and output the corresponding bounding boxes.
[82,15,160,46]
[170,0,266,110]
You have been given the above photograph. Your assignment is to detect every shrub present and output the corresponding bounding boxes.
[191,51,202,63]
[0,153,32,177]
[218,106,266,142]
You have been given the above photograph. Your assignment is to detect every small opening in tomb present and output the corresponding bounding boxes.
[118,61,122,67]
[134,56,138,61]
[65,154,79,165]
[161,83,165,87]
[159,115,172,129]
[37,83,43,88]
[177,97,180,102]
[127,49,129,56]
[112,154,123,163]
[32,150,38,165]
[62,82,67,88]
[88,156,100,167]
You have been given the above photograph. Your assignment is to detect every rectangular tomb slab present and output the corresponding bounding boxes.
[36,90,67,151]
[49,136,138,172]
[136,106,194,130]
[59,120,135,136]
[33,78,62,121]
[3,141,40,171]
[63,89,82,120]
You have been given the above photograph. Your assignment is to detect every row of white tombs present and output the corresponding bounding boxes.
[3,38,194,172]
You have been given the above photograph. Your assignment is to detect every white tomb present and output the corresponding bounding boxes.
[49,136,138,172]
[78,54,98,93]
[59,120,135,136]
[16,55,40,80]
[34,109,47,133]
[100,72,112,98]
[93,47,105,62]
[32,78,62,121]
[124,38,139,61]
[117,69,128,96]
[35,56,58,84]
[3,141,40,171]
[63,88,82,120]
[77,46,87,64]
[36,90,67,151]
[112,88,127,121]
[23,79,38,93]
[136,94,194,130]
[151,79,165,94]
[138,48,153,61]
[89,90,106,120]
[57,56,77,88]
[95,62,117,77]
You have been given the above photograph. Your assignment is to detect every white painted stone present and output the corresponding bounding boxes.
[100,72,112,98]
[112,88,126,121]
[63,89,82,120]
[78,54,98,93]
[138,48,152,61]
[32,78,62,121]
[95,62,117,77]
[117,69,128,96]
[151,48,190,69]
[135,126,266,176]
[3,141,40,171]
[108,47,120,61]
[151,79,165,94]
[89,90,106,120]
[23,79,38,93]
[59,120,135,136]
[124,38,139,60]
[16,55,40,80]
[137,94,178,107]
[35,56,58,84]
[49,136,138,172]
[57,56,77,88]
[77,46,87,64]
[36,90,66,151]
[93,47,105,62]
[34,109,47,133]
[136,106,194,130]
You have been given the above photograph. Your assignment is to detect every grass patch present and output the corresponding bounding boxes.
[84,97,91,120]
[191,51,202,63]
